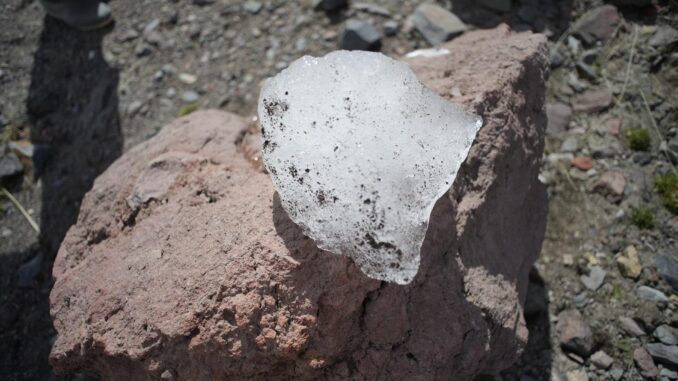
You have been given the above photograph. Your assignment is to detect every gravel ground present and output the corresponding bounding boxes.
[0,0,677,380]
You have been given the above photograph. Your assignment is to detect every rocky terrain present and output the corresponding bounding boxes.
[0,0,677,380]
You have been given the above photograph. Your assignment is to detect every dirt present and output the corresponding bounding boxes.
[0,0,677,380]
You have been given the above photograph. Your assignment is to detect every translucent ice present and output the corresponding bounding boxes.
[258,51,481,284]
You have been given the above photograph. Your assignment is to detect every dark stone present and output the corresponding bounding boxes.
[556,309,593,357]
[0,152,24,181]
[315,0,348,12]
[411,3,466,46]
[646,343,678,368]
[572,5,620,45]
[340,19,382,51]
[632,152,653,166]
[656,255,678,293]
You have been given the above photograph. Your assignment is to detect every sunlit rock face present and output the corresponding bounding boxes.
[258,51,481,284]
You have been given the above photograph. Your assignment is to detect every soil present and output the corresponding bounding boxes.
[0,0,677,380]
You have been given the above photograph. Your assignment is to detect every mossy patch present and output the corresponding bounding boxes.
[656,173,678,214]
[625,128,651,151]
[631,206,655,229]
[177,103,199,117]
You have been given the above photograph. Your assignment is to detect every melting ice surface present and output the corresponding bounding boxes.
[258,51,482,285]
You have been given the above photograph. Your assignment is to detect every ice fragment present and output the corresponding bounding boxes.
[258,51,481,284]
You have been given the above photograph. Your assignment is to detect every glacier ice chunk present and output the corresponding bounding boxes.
[258,50,481,284]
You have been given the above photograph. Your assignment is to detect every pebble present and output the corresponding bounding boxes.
[561,136,579,153]
[659,368,678,380]
[383,21,399,37]
[654,325,678,346]
[127,101,143,116]
[571,156,593,171]
[411,3,466,46]
[547,153,575,163]
[567,73,588,93]
[619,316,646,336]
[143,18,161,35]
[656,255,678,293]
[632,152,653,166]
[0,152,24,180]
[606,118,622,136]
[572,5,620,45]
[660,140,678,164]
[449,87,462,98]
[181,91,200,103]
[634,347,659,379]
[546,102,573,135]
[160,369,175,380]
[556,309,593,357]
[340,19,383,51]
[565,369,588,381]
[616,245,641,279]
[590,350,614,370]
[637,286,669,303]
[243,1,263,14]
[178,73,198,84]
[572,88,613,113]
[580,265,605,291]
[649,25,678,47]
[144,31,163,46]
[610,367,624,381]
[588,171,625,203]
[134,42,153,57]
[162,64,177,75]
[567,36,581,55]
[573,292,588,307]
[646,343,678,368]
[116,28,140,43]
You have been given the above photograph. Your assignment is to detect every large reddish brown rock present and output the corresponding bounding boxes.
[50,25,548,380]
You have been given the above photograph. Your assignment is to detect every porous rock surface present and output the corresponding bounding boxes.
[50,25,548,381]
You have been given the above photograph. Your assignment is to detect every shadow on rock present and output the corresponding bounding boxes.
[272,191,546,379]
[496,269,553,381]
[0,16,122,381]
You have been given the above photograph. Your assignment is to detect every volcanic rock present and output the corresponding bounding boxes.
[50,26,548,380]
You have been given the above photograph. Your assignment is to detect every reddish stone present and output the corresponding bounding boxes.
[588,171,626,203]
[634,347,659,379]
[572,88,614,113]
[556,309,593,357]
[606,118,622,136]
[573,5,620,45]
[571,156,593,171]
[50,26,549,380]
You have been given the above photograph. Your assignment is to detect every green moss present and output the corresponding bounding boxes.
[612,284,622,299]
[625,128,651,151]
[631,206,655,229]
[614,337,634,353]
[177,103,199,117]
[656,173,678,214]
